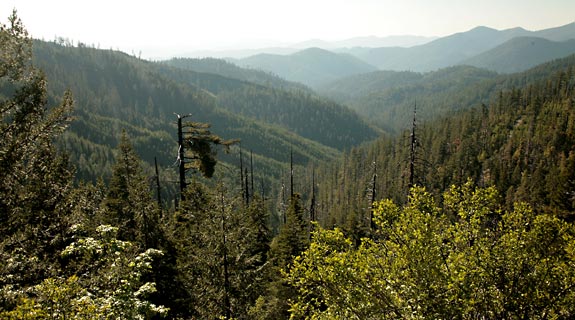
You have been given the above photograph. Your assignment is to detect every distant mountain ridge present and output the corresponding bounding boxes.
[162,57,311,92]
[351,25,531,71]
[290,35,437,49]
[348,22,575,72]
[236,47,378,88]
[532,21,575,41]
[175,35,437,59]
[224,21,575,85]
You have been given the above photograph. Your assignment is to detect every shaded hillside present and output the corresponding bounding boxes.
[237,47,377,88]
[31,41,346,184]
[156,57,379,150]
[216,87,379,149]
[311,61,575,231]
[462,37,575,73]
[162,57,310,92]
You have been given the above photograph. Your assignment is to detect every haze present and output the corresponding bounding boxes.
[1,0,574,59]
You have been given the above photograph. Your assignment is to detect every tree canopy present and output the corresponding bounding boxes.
[287,183,575,319]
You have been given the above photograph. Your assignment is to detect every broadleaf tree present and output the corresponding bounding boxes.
[287,182,575,319]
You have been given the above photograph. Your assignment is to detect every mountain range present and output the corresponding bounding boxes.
[20,27,575,232]
[350,22,575,71]
[228,21,575,88]
[175,35,437,59]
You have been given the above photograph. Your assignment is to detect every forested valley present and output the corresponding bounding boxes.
[2,12,575,319]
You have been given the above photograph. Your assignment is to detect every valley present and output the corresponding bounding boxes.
[2,10,575,319]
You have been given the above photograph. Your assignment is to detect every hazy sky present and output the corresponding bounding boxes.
[1,0,574,58]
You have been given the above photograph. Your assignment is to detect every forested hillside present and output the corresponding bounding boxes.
[320,55,575,133]
[156,57,379,150]
[311,58,575,234]
[284,53,575,320]
[320,65,498,132]
[1,16,334,318]
[31,40,377,187]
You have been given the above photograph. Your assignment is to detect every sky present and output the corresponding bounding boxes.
[1,0,574,59]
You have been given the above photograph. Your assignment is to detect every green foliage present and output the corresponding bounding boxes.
[62,225,167,318]
[269,194,309,268]
[1,14,166,319]
[182,120,237,178]
[287,183,575,319]
[4,10,575,320]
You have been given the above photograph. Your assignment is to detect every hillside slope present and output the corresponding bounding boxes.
[156,57,380,150]
[320,54,575,133]
[33,41,371,184]
[311,59,575,229]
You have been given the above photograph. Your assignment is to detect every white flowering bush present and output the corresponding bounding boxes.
[1,225,168,319]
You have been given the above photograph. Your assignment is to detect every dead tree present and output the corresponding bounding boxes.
[369,161,377,231]
[409,103,417,190]
[154,157,162,207]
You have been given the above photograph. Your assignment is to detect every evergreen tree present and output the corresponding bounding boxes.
[170,182,271,319]
[103,130,160,247]
[0,10,75,306]
[255,194,309,319]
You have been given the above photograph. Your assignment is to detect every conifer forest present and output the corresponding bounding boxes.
[2,10,575,319]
